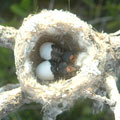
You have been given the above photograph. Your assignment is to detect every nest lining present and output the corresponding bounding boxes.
[30,32,87,83]
[14,10,102,104]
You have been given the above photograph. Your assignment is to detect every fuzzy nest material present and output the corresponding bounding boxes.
[14,10,104,107]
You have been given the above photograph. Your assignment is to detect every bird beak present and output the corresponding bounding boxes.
[66,66,76,73]
[70,55,77,63]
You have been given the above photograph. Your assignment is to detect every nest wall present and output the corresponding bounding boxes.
[14,10,105,106]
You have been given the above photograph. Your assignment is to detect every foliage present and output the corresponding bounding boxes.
[0,0,119,119]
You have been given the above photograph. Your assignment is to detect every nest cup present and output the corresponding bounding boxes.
[14,10,91,103]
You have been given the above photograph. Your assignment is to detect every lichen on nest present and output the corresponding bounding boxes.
[14,10,102,105]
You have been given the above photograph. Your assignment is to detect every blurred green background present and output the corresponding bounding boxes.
[0,0,119,119]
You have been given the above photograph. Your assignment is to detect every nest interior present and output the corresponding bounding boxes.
[30,33,80,67]
[30,29,87,83]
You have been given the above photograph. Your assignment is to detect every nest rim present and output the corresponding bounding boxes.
[14,10,100,105]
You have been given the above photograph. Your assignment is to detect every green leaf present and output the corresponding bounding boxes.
[20,0,32,11]
[10,4,27,17]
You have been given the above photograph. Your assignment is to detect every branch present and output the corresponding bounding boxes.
[0,87,24,119]
[88,16,113,25]
[83,88,115,107]
[110,30,120,36]
[105,75,120,120]
[0,84,20,93]
[49,0,55,9]
[0,25,17,50]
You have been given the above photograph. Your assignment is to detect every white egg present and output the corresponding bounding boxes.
[40,42,54,60]
[36,61,54,81]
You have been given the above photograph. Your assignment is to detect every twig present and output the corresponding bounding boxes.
[49,0,55,9]
[0,84,20,93]
[88,16,113,25]
[109,30,120,36]
[0,87,24,119]
[0,25,17,50]
[105,75,120,120]
[84,89,115,107]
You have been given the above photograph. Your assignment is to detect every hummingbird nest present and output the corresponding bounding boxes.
[14,10,106,111]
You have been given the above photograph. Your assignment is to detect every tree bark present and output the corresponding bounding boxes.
[0,25,17,50]
[0,86,23,119]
